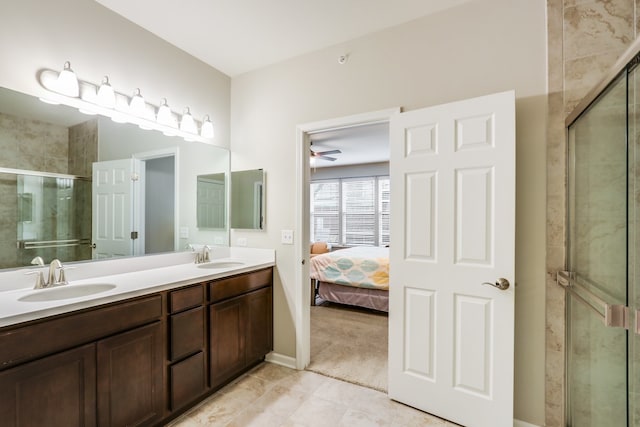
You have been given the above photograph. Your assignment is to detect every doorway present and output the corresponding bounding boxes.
[306,122,391,391]
[133,148,178,255]
[294,108,399,372]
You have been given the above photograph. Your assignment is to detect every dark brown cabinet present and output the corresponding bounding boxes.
[0,343,96,427]
[209,268,273,388]
[97,322,164,427]
[0,267,273,427]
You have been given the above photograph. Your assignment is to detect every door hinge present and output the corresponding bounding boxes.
[131,173,140,181]
[131,231,138,240]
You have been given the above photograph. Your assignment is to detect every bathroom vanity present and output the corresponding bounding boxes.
[0,249,274,427]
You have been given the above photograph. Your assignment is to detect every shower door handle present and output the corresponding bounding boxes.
[558,271,629,329]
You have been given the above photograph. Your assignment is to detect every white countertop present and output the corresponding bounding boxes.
[0,247,275,328]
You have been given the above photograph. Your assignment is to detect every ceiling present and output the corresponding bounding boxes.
[94,0,474,77]
[309,122,389,168]
[92,0,474,168]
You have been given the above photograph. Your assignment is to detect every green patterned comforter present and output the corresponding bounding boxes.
[310,246,389,290]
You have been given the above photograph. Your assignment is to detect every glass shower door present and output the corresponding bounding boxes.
[567,72,628,426]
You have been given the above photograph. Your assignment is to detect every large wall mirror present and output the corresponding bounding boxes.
[0,86,230,270]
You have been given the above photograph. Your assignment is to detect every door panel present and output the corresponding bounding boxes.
[92,159,134,258]
[389,91,515,427]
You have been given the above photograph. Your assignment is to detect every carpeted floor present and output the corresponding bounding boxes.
[307,302,388,392]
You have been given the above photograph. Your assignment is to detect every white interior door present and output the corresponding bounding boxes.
[92,159,135,259]
[388,91,515,427]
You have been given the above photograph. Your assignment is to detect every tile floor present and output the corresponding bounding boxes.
[167,362,458,426]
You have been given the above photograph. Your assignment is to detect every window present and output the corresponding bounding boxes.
[310,176,390,246]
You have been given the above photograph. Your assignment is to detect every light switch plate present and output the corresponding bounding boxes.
[281,229,294,245]
[179,227,189,238]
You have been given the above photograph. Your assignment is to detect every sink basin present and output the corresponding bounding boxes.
[18,283,117,302]
[197,261,245,269]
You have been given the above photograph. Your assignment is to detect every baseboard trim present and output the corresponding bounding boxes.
[514,419,541,427]
[265,352,297,369]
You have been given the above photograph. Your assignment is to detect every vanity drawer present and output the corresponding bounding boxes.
[170,306,205,361]
[169,351,206,410]
[209,268,272,303]
[169,285,204,313]
[0,295,162,370]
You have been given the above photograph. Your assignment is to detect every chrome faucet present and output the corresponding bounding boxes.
[25,258,70,289]
[191,244,212,264]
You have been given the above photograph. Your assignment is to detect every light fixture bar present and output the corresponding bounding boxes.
[38,64,215,144]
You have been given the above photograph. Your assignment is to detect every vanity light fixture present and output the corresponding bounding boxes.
[37,61,215,143]
[56,61,80,97]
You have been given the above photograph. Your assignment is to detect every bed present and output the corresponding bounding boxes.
[309,246,389,312]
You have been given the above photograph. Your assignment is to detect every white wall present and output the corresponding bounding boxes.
[230,0,547,425]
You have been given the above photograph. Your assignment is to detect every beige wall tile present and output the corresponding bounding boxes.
[564,0,634,61]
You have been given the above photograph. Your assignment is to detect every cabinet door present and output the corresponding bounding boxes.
[97,322,163,427]
[170,352,206,410]
[245,286,273,363]
[0,343,96,427]
[209,296,245,387]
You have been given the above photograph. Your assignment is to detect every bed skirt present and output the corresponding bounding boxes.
[317,281,388,312]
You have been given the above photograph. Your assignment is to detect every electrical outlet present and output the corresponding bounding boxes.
[237,237,247,247]
[214,237,223,245]
[281,229,294,245]
[179,227,189,238]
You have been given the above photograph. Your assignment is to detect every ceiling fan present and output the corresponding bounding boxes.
[310,143,342,161]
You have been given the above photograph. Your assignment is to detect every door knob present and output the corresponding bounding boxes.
[482,278,510,290]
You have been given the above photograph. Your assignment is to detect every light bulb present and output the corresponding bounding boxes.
[56,61,79,97]
[96,76,115,108]
[157,98,176,127]
[179,107,197,134]
[201,115,214,138]
[129,88,146,116]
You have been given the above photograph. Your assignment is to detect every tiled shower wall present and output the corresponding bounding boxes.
[546,1,639,425]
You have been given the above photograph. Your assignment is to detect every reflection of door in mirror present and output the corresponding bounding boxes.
[231,169,264,230]
[197,173,226,229]
[92,154,176,259]
[92,159,135,259]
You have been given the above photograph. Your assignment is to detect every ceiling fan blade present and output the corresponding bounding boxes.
[314,149,341,156]
[315,155,337,161]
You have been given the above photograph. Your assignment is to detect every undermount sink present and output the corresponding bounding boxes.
[18,283,117,302]
[197,261,245,269]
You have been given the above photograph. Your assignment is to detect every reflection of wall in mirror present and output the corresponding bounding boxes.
[98,118,230,247]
